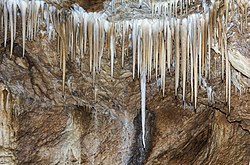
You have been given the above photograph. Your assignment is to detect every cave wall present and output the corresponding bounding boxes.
[0,36,249,164]
[0,0,249,165]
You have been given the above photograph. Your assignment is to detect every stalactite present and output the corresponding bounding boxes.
[180,0,183,15]
[19,0,28,56]
[39,1,45,32]
[220,16,225,81]
[78,12,84,59]
[68,14,73,60]
[161,33,166,97]
[83,13,88,55]
[175,18,180,96]
[205,13,208,78]
[237,0,249,33]
[27,1,33,40]
[13,0,17,39]
[174,0,178,16]
[132,21,137,79]
[98,20,103,72]
[52,10,60,65]
[93,19,98,81]
[225,37,229,102]
[111,0,116,13]
[167,20,172,71]
[208,6,213,79]
[228,63,231,113]
[4,1,7,47]
[148,25,153,80]
[98,19,107,72]
[201,14,206,77]
[245,2,249,31]
[0,1,3,32]
[181,18,188,103]
[198,15,202,86]
[158,25,163,84]
[188,16,193,103]
[65,13,70,61]
[7,1,14,57]
[213,1,219,44]
[110,23,115,77]
[61,21,67,94]
[139,0,142,8]
[33,1,41,40]
[186,19,190,82]
[72,12,78,62]
[140,70,146,149]
[193,14,198,110]
[153,22,159,80]
[137,24,142,79]
[121,21,126,68]
[142,23,147,79]
[88,19,93,74]
[141,21,147,80]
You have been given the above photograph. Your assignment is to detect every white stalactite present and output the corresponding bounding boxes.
[121,21,126,68]
[88,19,93,74]
[78,11,84,59]
[140,70,146,149]
[208,6,213,79]
[139,0,142,7]
[188,16,194,103]
[4,1,7,47]
[201,14,206,77]
[181,18,188,103]
[132,21,137,79]
[175,18,180,96]
[7,1,14,57]
[193,14,198,109]
[110,23,115,77]
[83,13,88,55]
[93,19,99,80]
[13,0,17,39]
[198,15,202,86]
[228,64,231,113]
[18,0,28,56]
[167,20,172,71]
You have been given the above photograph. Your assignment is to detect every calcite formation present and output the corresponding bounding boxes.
[0,0,249,164]
[0,84,17,164]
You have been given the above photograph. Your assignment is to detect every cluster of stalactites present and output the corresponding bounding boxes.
[150,0,197,16]
[0,0,56,57]
[114,0,238,111]
[0,0,238,111]
[112,1,215,109]
[0,0,110,93]
[213,0,236,111]
[52,4,110,92]
[235,0,249,33]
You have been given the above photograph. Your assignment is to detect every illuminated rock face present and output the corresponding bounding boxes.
[0,84,17,164]
[0,0,249,164]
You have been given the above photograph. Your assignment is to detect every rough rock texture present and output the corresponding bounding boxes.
[0,32,249,165]
[0,1,250,165]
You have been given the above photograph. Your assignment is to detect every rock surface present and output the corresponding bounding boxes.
[0,0,249,165]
